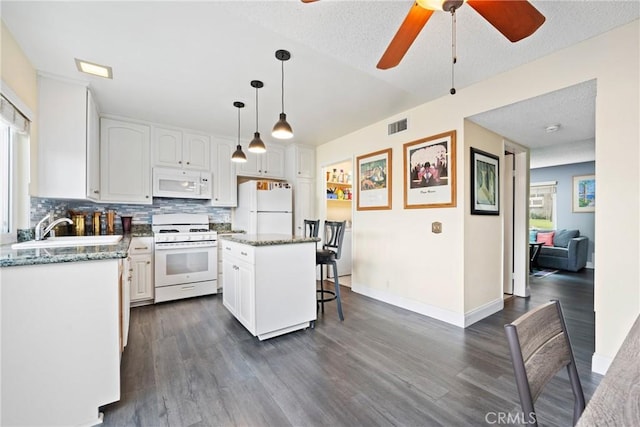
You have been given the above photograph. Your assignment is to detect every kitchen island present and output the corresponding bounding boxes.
[220,234,319,340]
[0,236,133,427]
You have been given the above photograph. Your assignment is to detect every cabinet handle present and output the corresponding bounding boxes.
[93,190,100,194]
[181,286,196,291]
[128,268,133,272]
[146,195,150,198]
[178,160,182,164]
[134,246,148,250]
[241,251,247,256]
[146,261,151,264]
[225,247,231,251]
[264,170,267,173]
[186,161,190,165]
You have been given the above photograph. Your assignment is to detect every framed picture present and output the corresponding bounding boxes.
[573,174,595,212]
[470,147,499,215]
[403,130,456,209]
[356,148,392,210]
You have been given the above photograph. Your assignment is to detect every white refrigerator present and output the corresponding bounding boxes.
[233,181,293,235]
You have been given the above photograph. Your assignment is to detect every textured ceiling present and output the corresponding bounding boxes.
[2,1,639,156]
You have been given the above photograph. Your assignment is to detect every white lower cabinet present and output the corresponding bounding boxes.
[128,237,154,304]
[221,238,316,340]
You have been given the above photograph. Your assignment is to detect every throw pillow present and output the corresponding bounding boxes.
[554,229,580,248]
[537,231,555,246]
[529,229,538,243]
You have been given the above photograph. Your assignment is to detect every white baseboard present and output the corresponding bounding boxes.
[464,298,504,327]
[352,285,504,328]
[591,352,613,375]
[352,284,465,327]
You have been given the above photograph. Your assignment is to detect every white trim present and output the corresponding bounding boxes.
[352,283,465,328]
[591,352,613,375]
[464,298,504,327]
[530,180,558,187]
[0,79,34,121]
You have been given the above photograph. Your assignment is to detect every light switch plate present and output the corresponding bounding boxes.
[432,222,442,234]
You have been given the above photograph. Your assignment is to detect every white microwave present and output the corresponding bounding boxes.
[152,167,212,199]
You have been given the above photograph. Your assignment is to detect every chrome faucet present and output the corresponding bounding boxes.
[35,214,73,241]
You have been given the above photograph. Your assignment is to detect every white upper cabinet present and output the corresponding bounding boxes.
[153,127,210,171]
[287,145,315,179]
[211,138,237,207]
[100,118,152,204]
[37,74,100,200]
[238,144,285,179]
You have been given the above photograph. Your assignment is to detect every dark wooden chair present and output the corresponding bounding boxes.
[504,300,585,426]
[304,219,320,238]
[316,220,346,321]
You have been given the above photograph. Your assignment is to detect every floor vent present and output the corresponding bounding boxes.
[388,118,407,135]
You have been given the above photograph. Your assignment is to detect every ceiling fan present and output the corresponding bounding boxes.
[301,0,545,70]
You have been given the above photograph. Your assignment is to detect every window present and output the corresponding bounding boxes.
[530,181,557,230]
[0,94,30,244]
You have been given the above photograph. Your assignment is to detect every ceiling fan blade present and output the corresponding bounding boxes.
[377,4,434,70]
[467,0,545,42]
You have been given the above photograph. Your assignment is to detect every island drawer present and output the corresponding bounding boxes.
[129,237,153,255]
[221,240,255,263]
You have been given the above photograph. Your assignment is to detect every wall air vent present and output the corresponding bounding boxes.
[388,118,407,135]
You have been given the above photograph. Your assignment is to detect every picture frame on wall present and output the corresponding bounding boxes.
[470,147,500,215]
[572,174,595,212]
[356,148,392,210]
[403,130,456,209]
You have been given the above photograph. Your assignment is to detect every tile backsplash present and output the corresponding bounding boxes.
[31,197,231,226]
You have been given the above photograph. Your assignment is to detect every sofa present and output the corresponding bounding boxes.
[530,229,589,272]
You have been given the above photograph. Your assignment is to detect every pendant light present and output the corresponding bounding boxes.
[272,49,293,139]
[248,80,267,153]
[231,101,247,163]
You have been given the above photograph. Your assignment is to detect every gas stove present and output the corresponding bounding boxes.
[152,214,217,246]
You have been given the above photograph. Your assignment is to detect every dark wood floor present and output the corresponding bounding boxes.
[102,269,600,426]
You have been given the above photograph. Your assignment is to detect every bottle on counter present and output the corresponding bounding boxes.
[93,212,102,235]
[331,168,338,182]
[338,169,344,183]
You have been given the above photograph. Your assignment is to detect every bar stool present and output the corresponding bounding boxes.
[304,219,320,238]
[316,220,346,321]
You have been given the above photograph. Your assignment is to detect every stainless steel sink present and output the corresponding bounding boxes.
[12,235,123,249]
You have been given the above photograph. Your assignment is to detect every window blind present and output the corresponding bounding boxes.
[0,95,30,134]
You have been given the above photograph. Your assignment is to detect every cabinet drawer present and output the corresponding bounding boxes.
[155,281,217,303]
[221,240,255,263]
[129,237,153,254]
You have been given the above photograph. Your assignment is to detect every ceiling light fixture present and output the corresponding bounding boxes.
[74,58,113,79]
[416,0,466,12]
[545,123,561,133]
[248,80,267,153]
[272,49,293,139]
[231,101,247,163]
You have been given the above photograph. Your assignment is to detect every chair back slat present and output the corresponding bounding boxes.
[511,301,563,361]
[525,332,572,401]
[322,221,346,260]
[304,219,320,238]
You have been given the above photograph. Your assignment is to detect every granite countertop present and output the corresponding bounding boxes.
[220,234,320,247]
[0,234,132,268]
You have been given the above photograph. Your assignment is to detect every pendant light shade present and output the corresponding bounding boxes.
[272,49,293,139]
[231,101,247,163]
[248,80,267,153]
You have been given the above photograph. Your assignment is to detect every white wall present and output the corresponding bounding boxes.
[316,21,639,368]
[463,121,504,320]
[1,21,37,229]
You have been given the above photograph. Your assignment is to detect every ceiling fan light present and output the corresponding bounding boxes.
[231,144,247,162]
[248,132,267,153]
[416,0,465,11]
[272,113,293,139]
